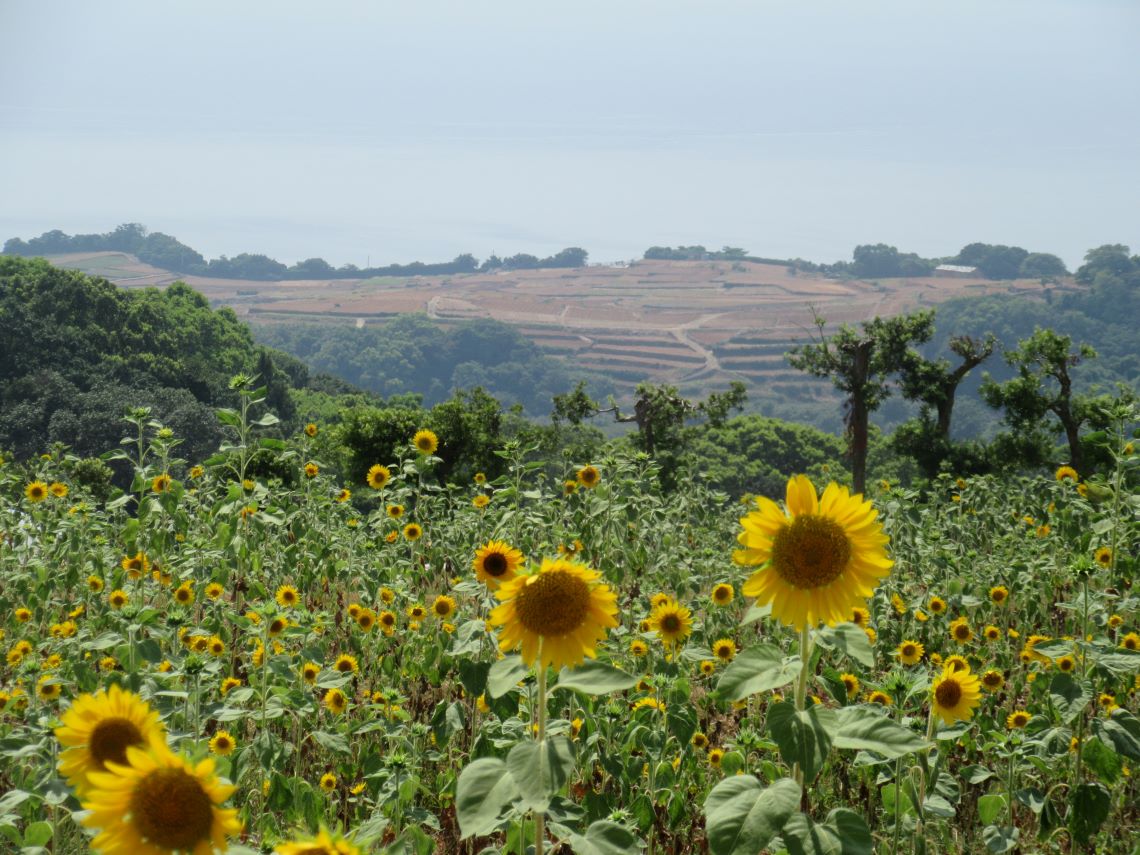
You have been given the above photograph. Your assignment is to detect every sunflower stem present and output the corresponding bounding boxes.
[793,623,813,790]
[535,663,547,855]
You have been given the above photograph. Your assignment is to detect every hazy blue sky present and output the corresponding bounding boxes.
[2,0,1137,269]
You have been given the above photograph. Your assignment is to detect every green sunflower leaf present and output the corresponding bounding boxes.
[703,775,800,855]
[716,645,801,702]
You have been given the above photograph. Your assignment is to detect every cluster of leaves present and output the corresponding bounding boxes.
[786,241,1068,281]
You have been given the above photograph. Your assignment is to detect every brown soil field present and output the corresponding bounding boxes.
[46,251,1076,394]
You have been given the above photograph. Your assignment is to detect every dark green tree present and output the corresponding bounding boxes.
[980,328,1098,474]
[787,310,933,493]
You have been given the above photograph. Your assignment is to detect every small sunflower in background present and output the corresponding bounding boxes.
[276,827,363,855]
[412,429,439,455]
[839,673,860,698]
[276,585,300,609]
[576,465,601,488]
[1095,546,1113,568]
[710,583,734,606]
[712,638,737,663]
[209,730,236,756]
[151,473,173,493]
[895,639,924,666]
[931,664,981,725]
[403,523,423,542]
[25,481,48,503]
[734,474,892,631]
[366,464,390,490]
[1006,710,1031,730]
[1054,465,1078,482]
[431,595,457,620]
[649,597,693,650]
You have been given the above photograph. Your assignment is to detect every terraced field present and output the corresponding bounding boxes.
[46,251,1073,399]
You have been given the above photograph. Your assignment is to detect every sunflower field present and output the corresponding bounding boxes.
[1,383,1138,855]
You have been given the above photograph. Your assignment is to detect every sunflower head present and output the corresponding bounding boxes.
[403,523,423,542]
[473,494,490,509]
[896,640,924,665]
[1095,547,1113,568]
[1121,633,1140,651]
[931,665,981,725]
[324,688,347,715]
[276,585,300,609]
[1055,465,1078,482]
[209,731,236,756]
[949,617,973,644]
[840,673,860,697]
[576,465,601,489]
[735,475,892,630]
[649,598,693,647]
[275,826,363,855]
[867,690,892,706]
[302,662,320,684]
[984,625,1002,642]
[710,583,734,606]
[25,481,48,503]
[333,654,358,674]
[489,557,619,672]
[928,596,946,614]
[432,595,456,619]
[151,474,173,493]
[712,638,737,662]
[367,464,391,490]
[988,585,1009,605]
[473,540,523,589]
[412,429,439,455]
[81,737,241,853]
[1006,710,1031,730]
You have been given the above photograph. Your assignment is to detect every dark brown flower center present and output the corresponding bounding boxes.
[935,679,963,708]
[482,553,509,577]
[514,570,591,636]
[770,515,851,589]
[129,767,214,850]
[660,614,682,634]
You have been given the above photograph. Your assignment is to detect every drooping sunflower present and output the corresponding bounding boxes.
[930,664,982,725]
[151,474,173,494]
[648,598,693,648]
[276,585,300,609]
[275,826,363,855]
[1006,710,1031,729]
[50,481,69,498]
[473,540,524,589]
[710,583,735,606]
[895,639,924,666]
[1054,465,1078,483]
[366,464,391,490]
[489,557,619,672]
[712,638,737,663]
[403,523,423,542]
[412,429,439,455]
[734,475,892,630]
[576,465,601,489]
[431,595,456,620]
[25,481,48,503]
[81,737,241,855]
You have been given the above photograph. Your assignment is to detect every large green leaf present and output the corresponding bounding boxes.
[564,820,645,855]
[767,702,833,783]
[704,776,800,855]
[487,655,528,699]
[716,645,800,702]
[455,757,519,838]
[553,659,638,695]
[832,706,927,759]
[981,825,1019,854]
[814,623,875,668]
[1069,782,1111,846]
[507,736,574,812]
[1092,710,1140,760]
[781,808,873,855]
[1049,673,1092,725]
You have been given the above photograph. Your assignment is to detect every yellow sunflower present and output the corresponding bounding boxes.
[1055,655,1076,673]
[25,481,48,503]
[1054,465,1078,482]
[850,606,870,627]
[208,731,236,756]
[386,504,404,519]
[276,585,300,609]
[333,654,358,675]
[301,662,320,684]
[489,557,618,672]
[319,772,337,792]
[366,464,391,490]
[324,688,347,715]
[576,465,601,489]
[304,463,320,479]
[931,665,981,725]
[630,639,648,656]
[412,429,439,455]
[1006,710,1031,730]
[378,611,397,634]
[275,827,363,855]
[431,595,457,619]
[949,617,973,644]
[928,596,946,615]
[649,598,693,648]
[304,422,319,437]
[712,638,737,663]
[710,583,735,606]
[403,523,423,542]
[473,494,490,509]
[1094,547,1113,568]
[988,586,1008,606]
[734,475,892,630]
[81,737,241,855]
[50,481,69,498]
[840,673,860,698]
[205,583,223,600]
[867,690,892,706]
[473,540,524,589]
[1120,633,1140,651]
[122,551,151,579]
[108,589,129,610]
[895,639,924,665]
[356,609,376,632]
[151,474,173,494]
